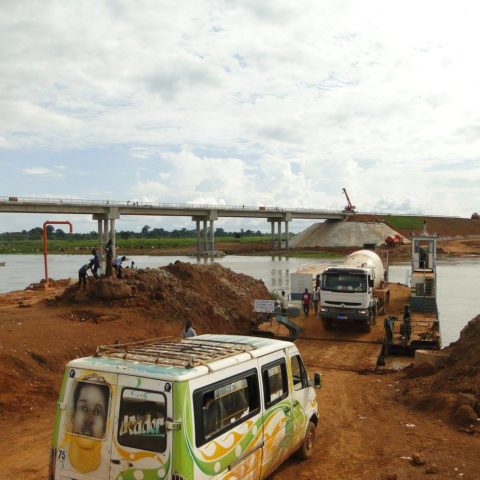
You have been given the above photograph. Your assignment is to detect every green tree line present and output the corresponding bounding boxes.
[0,225,268,241]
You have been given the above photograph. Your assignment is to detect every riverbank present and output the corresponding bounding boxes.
[1,236,479,259]
[0,264,479,479]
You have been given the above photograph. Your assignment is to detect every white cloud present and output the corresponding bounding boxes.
[0,0,479,231]
[22,168,54,175]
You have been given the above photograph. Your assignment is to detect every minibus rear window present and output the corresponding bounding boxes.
[118,389,167,453]
[66,380,110,440]
[193,370,260,447]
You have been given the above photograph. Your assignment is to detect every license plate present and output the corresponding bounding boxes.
[337,315,347,320]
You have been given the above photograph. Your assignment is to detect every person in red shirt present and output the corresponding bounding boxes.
[302,288,311,318]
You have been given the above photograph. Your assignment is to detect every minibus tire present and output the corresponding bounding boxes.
[295,421,316,459]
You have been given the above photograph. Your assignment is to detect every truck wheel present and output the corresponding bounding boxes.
[322,317,332,330]
[295,421,316,460]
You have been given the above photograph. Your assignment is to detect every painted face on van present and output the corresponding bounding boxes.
[73,384,107,438]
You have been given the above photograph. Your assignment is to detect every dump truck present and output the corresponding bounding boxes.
[319,249,389,332]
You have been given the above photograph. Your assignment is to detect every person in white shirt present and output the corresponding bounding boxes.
[280,290,288,313]
[112,255,127,279]
[182,320,197,338]
[312,286,321,316]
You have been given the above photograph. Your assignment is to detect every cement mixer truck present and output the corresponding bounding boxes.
[319,249,389,332]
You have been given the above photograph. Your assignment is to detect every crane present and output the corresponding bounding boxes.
[342,188,356,212]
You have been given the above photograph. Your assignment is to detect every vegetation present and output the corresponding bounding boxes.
[384,215,425,230]
[0,226,270,254]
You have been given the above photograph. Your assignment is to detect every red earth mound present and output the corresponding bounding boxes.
[401,315,480,427]
[0,262,270,414]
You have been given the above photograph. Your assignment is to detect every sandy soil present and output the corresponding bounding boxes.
[0,265,479,479]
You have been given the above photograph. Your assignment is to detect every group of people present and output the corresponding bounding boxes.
[77,240,135,291]
[301,286,321,318]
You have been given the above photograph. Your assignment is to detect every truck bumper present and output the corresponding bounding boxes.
[320,309,369,323]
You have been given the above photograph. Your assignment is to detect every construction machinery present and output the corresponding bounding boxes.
[342,188,356,212]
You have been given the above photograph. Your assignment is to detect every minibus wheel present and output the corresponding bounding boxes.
[295,421,316,459]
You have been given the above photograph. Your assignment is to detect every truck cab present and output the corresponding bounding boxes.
[320,266,377,331]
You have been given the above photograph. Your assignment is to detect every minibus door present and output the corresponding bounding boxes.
[110,375,173,480]
[289,349,311,448]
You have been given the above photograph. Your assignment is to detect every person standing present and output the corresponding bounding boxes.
[400,304,412,345]
[280,290,288,313]
[105,239,113,277]
[302,288,311,318]
[91,249,100,279]
[182,320,197,338]
[312,286,320,316]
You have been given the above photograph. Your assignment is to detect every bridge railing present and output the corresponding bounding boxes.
[0,196,346,215]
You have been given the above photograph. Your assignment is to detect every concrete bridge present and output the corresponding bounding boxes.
[0,196,351,258]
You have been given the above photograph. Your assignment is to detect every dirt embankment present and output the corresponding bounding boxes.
[400,315,480,429]
[0,262,269,415]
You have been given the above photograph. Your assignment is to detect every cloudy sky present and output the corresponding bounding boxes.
[1,0,479,233]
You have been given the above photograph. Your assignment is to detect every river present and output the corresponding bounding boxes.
[0,254,478,346]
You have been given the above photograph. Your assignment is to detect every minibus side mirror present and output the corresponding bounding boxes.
[313,372,321,389]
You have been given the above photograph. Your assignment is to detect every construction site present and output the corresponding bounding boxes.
[1,222,480,479]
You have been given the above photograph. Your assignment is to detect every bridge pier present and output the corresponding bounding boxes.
[268,214,291,250]
[193,211,218,256]
[93,208,120,272]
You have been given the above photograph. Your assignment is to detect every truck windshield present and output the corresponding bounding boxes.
[322,273,367,292]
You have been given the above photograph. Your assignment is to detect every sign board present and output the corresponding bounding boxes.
[254,299,275,313]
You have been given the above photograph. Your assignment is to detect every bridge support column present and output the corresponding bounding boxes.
[203,220,208,254]
[285,220,290,249]
[103,219,109,271]
[97,219,104,271]
[270,220,275,249]
[209,219,215,253]
[93,208,120,273]
[195,219,201,254]
[277,221,282,250]
[110,219,116,258]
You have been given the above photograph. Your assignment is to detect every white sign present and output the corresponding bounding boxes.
[254,299,275,313]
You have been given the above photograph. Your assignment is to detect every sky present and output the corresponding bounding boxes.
[1,0,480,234]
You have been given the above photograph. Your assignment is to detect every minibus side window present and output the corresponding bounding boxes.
[262,360,288,408]
[66,380,110,440]
[291,355,308,391]
[117,389,167,453]
[193,370,259,447]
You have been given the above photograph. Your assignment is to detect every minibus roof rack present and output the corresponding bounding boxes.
[95,337,256,369]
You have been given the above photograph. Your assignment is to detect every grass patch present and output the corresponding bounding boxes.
[384,216,425,230]
[0,236,269,254]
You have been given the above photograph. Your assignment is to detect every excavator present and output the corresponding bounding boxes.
[342,188,356,212]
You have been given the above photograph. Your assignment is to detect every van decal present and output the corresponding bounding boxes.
[114,456,170,480]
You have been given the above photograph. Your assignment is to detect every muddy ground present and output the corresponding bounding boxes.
[0,262,479,479]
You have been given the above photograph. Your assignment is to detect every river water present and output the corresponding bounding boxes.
[0,254,478,347]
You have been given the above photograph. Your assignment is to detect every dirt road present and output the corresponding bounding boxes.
[0,269,479,479]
